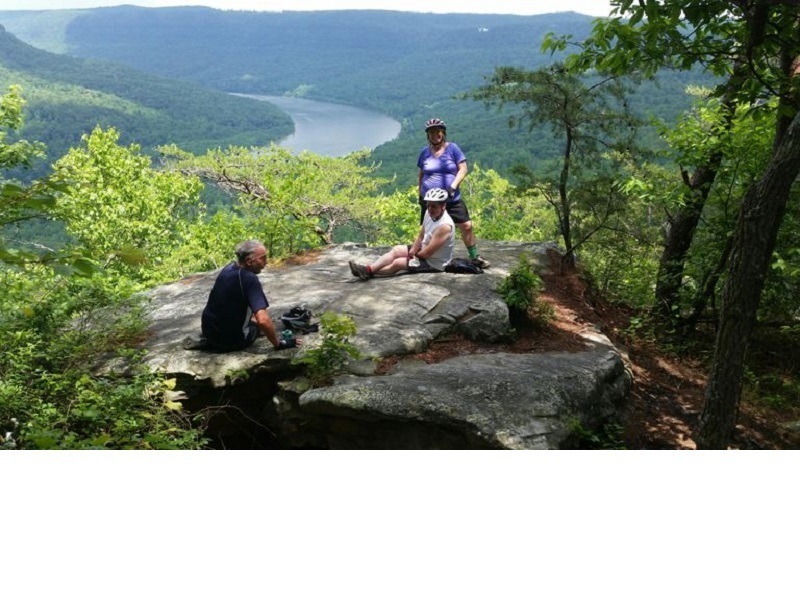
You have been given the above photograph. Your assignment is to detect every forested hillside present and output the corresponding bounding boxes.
[0,8,594,112]
[0,7,710,188]
[2,4,797,453]
[0,24,292,178]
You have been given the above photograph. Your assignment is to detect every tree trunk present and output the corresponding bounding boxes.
[681,234,734,335]
[559,127,576,268]
[652,74,744,328]
[697,109,800,449]
[652,163,720,323]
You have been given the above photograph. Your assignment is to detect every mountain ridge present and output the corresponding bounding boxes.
[0,7,597,114]
[0,22,292,174]
[0,7,709,189]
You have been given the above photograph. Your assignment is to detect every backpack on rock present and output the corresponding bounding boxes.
[444,258,484,275]
[280,305,319,333]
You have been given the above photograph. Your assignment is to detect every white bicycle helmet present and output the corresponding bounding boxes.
[425,118,447,131]
[423,187,449,203]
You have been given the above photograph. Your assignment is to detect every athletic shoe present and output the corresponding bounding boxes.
[182,335,209,350]
[348,260,360,277]
[349,260,371,281]
[472,256,491,269]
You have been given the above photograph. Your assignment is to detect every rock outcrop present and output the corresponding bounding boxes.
[130,241,631,449]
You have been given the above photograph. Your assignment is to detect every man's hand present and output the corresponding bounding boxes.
[447,186,457,201]
[276,338,300,350]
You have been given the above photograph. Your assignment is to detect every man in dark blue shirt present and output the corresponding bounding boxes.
[199,240,298,352]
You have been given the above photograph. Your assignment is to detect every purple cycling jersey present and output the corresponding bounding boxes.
[417,142,466,202]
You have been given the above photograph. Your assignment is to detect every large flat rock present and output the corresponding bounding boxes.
[138,241,560,387]
[127,240,631,449]
[291,349,631,449]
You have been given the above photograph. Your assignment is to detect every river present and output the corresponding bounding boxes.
[239,94,401,157]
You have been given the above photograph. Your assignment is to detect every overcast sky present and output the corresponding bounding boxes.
[0,1,614,17]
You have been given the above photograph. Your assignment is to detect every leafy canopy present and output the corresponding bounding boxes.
[52,127,204,283]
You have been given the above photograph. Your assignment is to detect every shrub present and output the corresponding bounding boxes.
[0,270,207,449]
[497,254,546,325]
[293,312,361,385]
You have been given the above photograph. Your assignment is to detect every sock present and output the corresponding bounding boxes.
[366,265,374,277]
[467,245,479,259]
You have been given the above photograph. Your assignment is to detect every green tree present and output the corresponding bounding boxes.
[459,163,555,243]
[548,0,800,447]
[0,85,44,170]
[0,84,62,266]
[467,64,640,268]
[159,144,390,261]
[0,265,207,449]
[612,91,778,326]
[52,127,203,283]
[1,102,205,448]
[667,95,775,334]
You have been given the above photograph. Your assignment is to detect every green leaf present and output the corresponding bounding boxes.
[117,245,148,266]
[89,434,112,447]
[164,399,183,411]
[71,257,97,276]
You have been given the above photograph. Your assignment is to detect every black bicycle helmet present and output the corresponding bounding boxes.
[425,118,447,131]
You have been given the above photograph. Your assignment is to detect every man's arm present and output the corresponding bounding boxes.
[253,308,281,348]
[243,273,299,350]
[254,309,302,350]
[255,309,301,350]
[416,224,453,259]
[408,225,425,259]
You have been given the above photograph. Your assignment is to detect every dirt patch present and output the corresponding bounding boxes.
[270,249,325,268]
[544,270,800,450]
[379,265,799,449]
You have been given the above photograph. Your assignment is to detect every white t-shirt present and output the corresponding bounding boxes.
[420,209,455,271]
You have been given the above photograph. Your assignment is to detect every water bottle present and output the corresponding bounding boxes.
[281,329,294,343]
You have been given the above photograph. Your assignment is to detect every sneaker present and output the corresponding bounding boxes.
[182,335,209,350]
[349,260,371,281]
[348,260,360,278]
[472,255,491,269]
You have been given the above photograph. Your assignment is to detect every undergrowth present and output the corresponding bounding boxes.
[0,272,207,449]
[293,311,361,386]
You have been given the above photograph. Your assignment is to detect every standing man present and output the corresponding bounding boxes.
[417,117,490,269]
[199,240,299,352]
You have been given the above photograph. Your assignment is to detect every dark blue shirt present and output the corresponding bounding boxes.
[201,262,269,350]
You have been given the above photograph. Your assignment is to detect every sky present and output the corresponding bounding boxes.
[0,1,615,17]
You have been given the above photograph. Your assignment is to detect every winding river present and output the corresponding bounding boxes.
[241,94,401,157]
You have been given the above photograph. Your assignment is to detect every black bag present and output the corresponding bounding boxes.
[444,258,484,274]
[281,305,319,333]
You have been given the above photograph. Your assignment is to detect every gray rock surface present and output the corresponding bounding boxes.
[130,240,631,449]
[138,240,559,386]
[289,349,630,449]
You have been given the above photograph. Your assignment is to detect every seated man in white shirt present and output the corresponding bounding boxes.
[349,188,455,280]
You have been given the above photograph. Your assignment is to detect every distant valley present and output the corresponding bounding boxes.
[0,7,710,187]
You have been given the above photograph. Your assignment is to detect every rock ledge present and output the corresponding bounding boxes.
[134,241,631,449]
